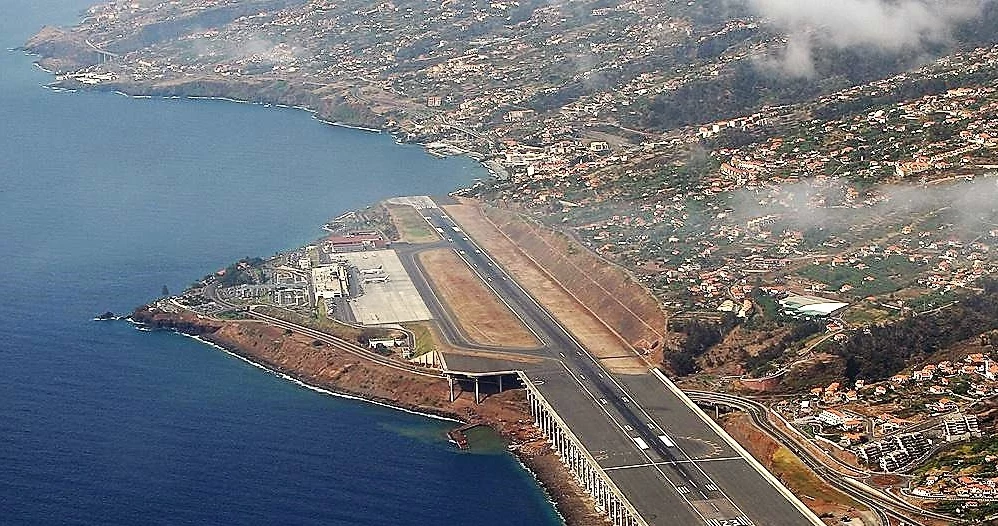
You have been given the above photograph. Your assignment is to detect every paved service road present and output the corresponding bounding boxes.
[402,205,823,526]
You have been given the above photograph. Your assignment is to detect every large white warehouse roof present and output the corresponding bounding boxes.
[779,295,849,316]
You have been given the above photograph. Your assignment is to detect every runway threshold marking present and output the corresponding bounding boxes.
[603,457,745,471]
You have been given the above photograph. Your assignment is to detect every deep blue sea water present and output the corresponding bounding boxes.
[0,3,561,524]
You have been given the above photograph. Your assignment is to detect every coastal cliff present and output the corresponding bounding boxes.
[23,28,386,131]
[131,305,608,526]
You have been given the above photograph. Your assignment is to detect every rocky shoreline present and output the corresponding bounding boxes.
[130,305,608,526]
[23,27,384,133]
[20,28,501,165]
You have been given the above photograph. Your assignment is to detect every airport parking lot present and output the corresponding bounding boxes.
[339,250,433,324]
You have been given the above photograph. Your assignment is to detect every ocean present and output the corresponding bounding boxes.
[0,2,561,525]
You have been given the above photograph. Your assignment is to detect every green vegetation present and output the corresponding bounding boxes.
[667,316,736,376]
[387,205,439,243]
[255,305,400,349]
[796,255,921,298]
[920,437,998,524]
[743,320,823,376]
[933,501,998,526]
[216,257,265,287]
[841,304,893,325]
[254,305,384,344]
[404,323,436,358]
[837,279,998,381]
[752,290,781,323]
[918,437,998,478]
[216,310,250,321]
[767,445,859,510]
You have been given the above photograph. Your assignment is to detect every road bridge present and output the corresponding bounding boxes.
[85,39,120,64]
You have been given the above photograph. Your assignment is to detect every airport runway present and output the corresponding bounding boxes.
[397,205,821,526]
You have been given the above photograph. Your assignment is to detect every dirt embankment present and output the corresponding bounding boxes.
[480,206,666,350]
[444,201,659,374]
[719,413,869,525]
[131,306,607,526]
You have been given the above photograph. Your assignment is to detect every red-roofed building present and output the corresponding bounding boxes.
[324,233,388,251]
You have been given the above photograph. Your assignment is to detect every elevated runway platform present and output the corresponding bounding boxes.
[394,199,823,526]
[526,369,815,526]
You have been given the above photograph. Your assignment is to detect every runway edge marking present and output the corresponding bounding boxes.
[651,368,825,526]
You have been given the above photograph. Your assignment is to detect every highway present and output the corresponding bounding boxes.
[687,390,957,526]
[204,283,443,379]
[412,206,823,526]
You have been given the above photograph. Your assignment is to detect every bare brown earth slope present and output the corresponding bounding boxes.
[481,204,665,349]
[720,413,872,525]
[131,306,608,526]
[444,200,665,372]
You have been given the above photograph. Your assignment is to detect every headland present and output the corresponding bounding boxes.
[119,193,674,525]
[128,299,606,526]
[121,193,835,526]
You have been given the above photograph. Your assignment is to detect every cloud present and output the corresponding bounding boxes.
[747,0,988,77]
[728,177,998,239]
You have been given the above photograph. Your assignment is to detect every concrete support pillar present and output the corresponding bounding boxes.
[448,375,455,403]
[498,375,503,393]
[525,383,636,526]
[474,377,480,404]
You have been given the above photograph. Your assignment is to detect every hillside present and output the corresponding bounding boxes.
[23,0,998,385]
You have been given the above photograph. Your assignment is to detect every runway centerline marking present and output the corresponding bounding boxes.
[603,457,745,471]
